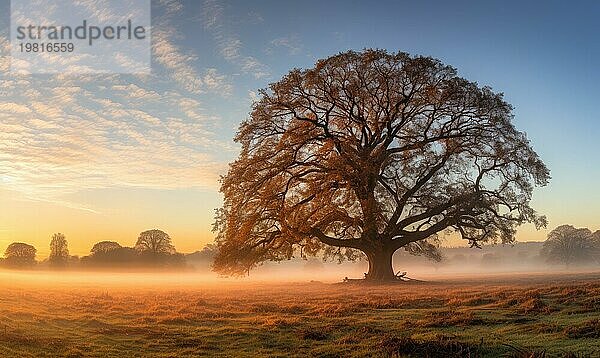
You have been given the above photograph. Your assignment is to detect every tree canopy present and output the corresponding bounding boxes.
[135,229,176,255]
[49,233,69,266]
[91,241,123,255]
[541,225,600,266]
[213,49,549,281]
[4,242,37,267]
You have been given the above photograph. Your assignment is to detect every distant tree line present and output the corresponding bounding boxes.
[424,224,600,269]
[0,229,218,270]
[2,224,597,271]
[80,229,185,269]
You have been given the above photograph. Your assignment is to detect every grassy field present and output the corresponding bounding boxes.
[0,271,599,357]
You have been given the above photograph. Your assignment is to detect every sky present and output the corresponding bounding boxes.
[0,0,599,258]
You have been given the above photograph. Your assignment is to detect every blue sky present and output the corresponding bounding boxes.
[0,0,599,255]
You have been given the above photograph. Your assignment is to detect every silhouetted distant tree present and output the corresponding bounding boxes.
[90,241,122,255]
[49,233,69,267]
[136,249,185,269]
[196,243,218,260]
[541,225,599,266]
[4,242,37,267]
[80,234,185,269]
[213,49,550,281]
[186,243,218,268]
[481,253,502,267]
[135,229,175,255]
[83,241,131,267]
[592,230,600,248]
[68,255,80,266]
[81,246,138,267]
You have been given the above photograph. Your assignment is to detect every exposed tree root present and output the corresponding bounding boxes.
[341,271,425,284]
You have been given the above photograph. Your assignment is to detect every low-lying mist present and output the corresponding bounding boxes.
[2,241,597,290]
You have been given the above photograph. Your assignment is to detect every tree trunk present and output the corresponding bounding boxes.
[365,248,396,281]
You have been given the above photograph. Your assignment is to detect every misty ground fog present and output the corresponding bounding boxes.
[1,241,589,288]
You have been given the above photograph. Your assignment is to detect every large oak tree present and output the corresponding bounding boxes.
[213,50,550,281]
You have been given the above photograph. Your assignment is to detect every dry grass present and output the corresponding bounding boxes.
[0,272,599,356]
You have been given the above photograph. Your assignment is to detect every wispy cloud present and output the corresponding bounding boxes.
[202,0,270,79]
[158,0,184,15]
[153,1,233,95]
[0,0,239,213]
[0,77,230,206]
[10,1,151,74]
[152,26,204,93]
[203,68,233,94]
[0,29,10,74]
[269,35,303,55]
